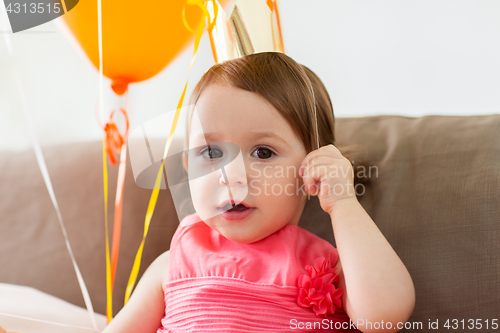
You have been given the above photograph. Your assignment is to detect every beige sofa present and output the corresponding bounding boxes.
[1,114,499,331]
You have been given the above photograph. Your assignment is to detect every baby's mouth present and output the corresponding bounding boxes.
[217,200,254,212]
[221,203,249,212]
[217,201,256,221]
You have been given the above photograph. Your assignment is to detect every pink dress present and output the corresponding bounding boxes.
[157,213,360,332]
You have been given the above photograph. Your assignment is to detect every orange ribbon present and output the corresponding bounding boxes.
[103,107,130,165]
[97,103,130,321]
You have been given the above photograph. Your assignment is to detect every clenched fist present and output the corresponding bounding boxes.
[299,144,356,215]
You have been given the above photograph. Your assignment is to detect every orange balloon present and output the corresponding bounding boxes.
[62,0,230,95]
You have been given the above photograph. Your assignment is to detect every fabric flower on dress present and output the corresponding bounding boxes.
[296,256,343,317]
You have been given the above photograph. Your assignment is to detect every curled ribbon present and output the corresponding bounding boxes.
[96,106,130,165]
[182,0,218,34]
[96,103,130,322]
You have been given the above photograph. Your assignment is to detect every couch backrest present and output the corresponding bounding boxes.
[333,115,500,325]
[1,114,499,328]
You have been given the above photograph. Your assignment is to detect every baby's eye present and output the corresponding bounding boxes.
[252,147,275,159]
[199,146,223,159]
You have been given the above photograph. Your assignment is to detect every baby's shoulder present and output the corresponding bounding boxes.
[149,250,171,292]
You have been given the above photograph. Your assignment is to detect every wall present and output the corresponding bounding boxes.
[1,0,499,151]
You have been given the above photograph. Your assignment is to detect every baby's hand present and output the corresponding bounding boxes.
[299,144,356,214]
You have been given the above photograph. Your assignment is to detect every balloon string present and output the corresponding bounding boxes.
[124,0,218,305]
[0,12,99,332]
[272,0,285,53]
[99,103,130,323]
[308,79,320,150]
[60,0,68,13]
[111,142,127,284]
[109,104,130,304]
[95,0,113,323]
[102,137,112,323]
[93,0,128,318]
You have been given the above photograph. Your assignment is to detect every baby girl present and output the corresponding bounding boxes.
[103,52,415,332]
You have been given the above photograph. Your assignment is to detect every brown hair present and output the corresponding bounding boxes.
[184,52,369,191]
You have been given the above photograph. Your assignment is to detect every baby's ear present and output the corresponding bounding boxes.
[182,152,188,172]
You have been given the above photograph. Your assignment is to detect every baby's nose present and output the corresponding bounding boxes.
[219,161,247,187]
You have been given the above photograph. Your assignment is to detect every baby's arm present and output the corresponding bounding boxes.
[102,250,170,333]
[332,199,415,332]
[300,145,415,332]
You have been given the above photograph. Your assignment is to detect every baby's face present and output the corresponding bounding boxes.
[186,83,308,243]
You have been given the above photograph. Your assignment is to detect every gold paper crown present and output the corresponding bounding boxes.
[207,0,285,63]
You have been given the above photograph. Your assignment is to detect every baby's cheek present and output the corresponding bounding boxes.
[245,164,302,200]
[268,174,300,198]
[267,177,303,222]
[189,173,219,219]
[282,176,303,200]
[190,173,216,198]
